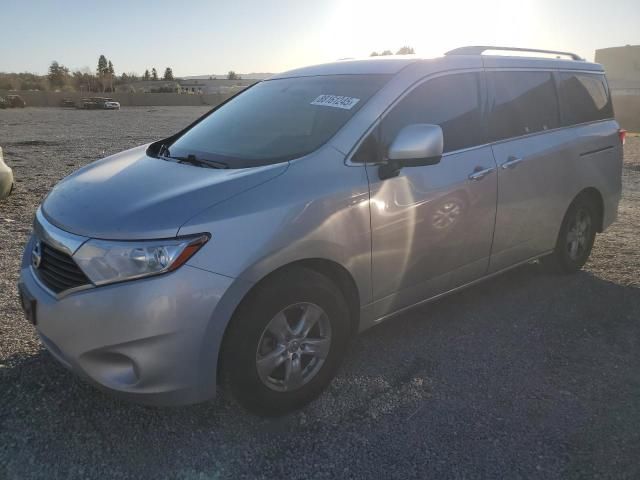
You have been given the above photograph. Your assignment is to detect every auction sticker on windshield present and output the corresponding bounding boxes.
[311,95,360,110]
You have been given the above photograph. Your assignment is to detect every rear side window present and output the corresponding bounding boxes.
[488,71,560,141]
[557,72,613,125]
[380,73,484,154]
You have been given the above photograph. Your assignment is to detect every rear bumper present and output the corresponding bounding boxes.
[20,235,238,406]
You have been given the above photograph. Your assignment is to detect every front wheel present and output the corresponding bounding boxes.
[542,195,598,273]
[222,267,351,416]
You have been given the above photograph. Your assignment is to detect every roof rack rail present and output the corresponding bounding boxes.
[445,46,584,61]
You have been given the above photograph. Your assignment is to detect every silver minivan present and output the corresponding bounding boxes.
[19,46,624,415]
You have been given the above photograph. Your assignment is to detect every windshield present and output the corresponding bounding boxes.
[167,74,390,167]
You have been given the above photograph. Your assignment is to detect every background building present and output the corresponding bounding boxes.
[177,78,256,95]
[595,45,640,131]
[595,45,640,95]
[118,80,181,93]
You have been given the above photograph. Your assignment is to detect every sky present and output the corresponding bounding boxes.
[1,0,639,77]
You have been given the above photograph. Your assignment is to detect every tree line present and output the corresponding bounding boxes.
[370,46,415,56]
[0,55,177,93]
[142,67,174,82]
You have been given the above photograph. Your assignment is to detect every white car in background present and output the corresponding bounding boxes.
[0,147,14,199]
[103,99,121,110]
[81,97,121,110]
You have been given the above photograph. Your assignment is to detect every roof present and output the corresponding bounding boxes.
[271,48,604,81]
[270,56,419,79]
[478,55,603,72]
[446,45,584,60]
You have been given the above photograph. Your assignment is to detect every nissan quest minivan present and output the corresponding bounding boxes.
[19,46,624,415]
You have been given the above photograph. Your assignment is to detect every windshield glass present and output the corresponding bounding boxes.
[167,74,390,167]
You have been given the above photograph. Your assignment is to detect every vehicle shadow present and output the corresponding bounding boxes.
[2,263,640,479]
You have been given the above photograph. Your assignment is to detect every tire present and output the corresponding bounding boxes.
[222,267,351,416]
[542,195,598,273]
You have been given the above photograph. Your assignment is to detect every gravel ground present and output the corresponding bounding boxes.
[1,107,639,479]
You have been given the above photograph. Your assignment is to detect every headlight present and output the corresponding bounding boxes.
[74,234,209,286]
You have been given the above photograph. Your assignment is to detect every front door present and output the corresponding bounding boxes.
[361,72,498,317]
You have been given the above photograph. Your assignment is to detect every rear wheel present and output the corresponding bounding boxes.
[542,195,598,273]
[222,267,351,416]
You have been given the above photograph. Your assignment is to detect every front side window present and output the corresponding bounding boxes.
[167,75,390,168]
[557,72,613,125]
[488,71,560,142]
[379,73,484,154]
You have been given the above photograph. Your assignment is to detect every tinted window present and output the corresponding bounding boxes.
[168,75,389,168]
[558,72,613,125]
[488,71,560,141]
[380,73,484,154]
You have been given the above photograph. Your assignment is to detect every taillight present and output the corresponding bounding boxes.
[619,129,627,145]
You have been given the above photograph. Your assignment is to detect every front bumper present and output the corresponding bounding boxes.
[20,234,236,406]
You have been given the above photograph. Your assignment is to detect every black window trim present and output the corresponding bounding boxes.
[346,67,615,166]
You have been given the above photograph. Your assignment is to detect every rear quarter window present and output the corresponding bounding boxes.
[557,72,613,125]
[488,71,560,142]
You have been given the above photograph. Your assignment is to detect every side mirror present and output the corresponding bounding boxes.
[379,124,443,179]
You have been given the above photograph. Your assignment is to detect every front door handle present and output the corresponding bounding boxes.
[501,156,524,169]
[468,166,495,181]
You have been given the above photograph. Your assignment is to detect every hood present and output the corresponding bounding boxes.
[42,145,288,239]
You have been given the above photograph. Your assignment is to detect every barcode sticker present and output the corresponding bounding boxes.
[311,95,360,110]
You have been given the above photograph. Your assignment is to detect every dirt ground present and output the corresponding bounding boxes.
[1,107,639,479]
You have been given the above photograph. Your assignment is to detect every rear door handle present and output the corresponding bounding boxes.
[501,156,524,169]
[468,167,496,181]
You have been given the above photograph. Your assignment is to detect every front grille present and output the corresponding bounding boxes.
[36,242,91,294]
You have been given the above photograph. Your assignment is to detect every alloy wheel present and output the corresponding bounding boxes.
[255,302,332,392]
[566,207,592,261]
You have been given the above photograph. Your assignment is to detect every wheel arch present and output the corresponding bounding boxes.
[290,258,361,336]
[215,258,361,383]
[573,187,605,232]
[238,258,361,336]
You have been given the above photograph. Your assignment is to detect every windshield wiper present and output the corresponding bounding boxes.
[162,153,228,169]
